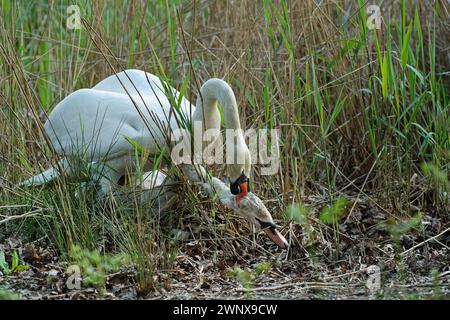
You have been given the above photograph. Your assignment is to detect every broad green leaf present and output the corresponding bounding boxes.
[319,198,349,225]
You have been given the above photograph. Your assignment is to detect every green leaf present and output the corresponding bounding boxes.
[177,74,191,108]
[319,197,349,225]
[124,136,145,155]
[0,290,19,300]
[382,213,423,240]
[406,64,425,85]
[284,204,310,225]
[11,250,19,271]
[0,250,10,274]
[10,250,29,273]
[311,58,324,133]
[325,93,347,137]
[327,39,358,70]
[254,261,271,276]
[381,52,389,98]
[401,20,413,70]
[421,163,450,191]
[12,265,29,272]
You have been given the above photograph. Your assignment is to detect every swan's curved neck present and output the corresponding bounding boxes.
[191,78,249,182]
[192,78,241,131]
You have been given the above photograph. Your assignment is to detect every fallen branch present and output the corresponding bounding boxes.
[0,209,43,225]
[0,204,33,210]
[401,227,450,256]
[235,281,349,292]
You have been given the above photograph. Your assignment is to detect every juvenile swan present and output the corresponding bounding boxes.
[21,70,287,248]
[124,165,288,249]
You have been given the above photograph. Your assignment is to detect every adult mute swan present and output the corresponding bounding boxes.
[20,69,287,248]
[23,70,249,194]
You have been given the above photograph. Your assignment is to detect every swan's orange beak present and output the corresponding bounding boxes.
[263,227,288,249]
[236,181,248,204]
[230,172,249,196]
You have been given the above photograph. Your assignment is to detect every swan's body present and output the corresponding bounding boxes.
[46,72,182,162]
[21,69,287,248]
[23,69,250,194]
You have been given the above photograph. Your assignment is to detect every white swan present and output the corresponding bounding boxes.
[130,165,288,249]
[179,164,288,248]
[23,70,249,193]
[20,69,287,248]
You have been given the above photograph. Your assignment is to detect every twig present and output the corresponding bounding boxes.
[439,271,450,278]
[323,269,368,280]
[235,281,348,292]
[0,204,33,210]
[401,227,450,256]
[391,283,447,288]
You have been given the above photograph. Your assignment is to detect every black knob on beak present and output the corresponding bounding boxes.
[255,218,277,230]
[230,172,250,195]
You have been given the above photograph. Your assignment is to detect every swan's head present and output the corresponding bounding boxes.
[228,144,251,196]
[226,192,288,249]
[230,171,249,195]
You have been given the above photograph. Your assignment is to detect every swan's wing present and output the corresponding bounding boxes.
[44,69,195,162]
[92,69,165,96]
[44,89,167,161]
[92,69,194,134]
[140,170,168,189]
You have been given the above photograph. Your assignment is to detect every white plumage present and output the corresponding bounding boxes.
[20,70,287,248]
